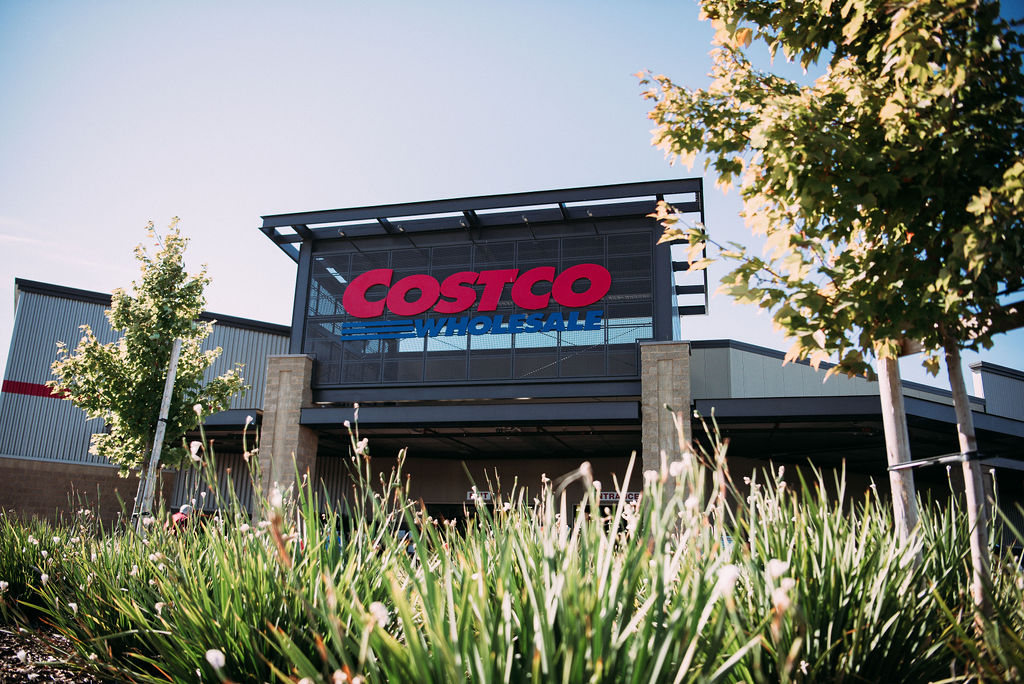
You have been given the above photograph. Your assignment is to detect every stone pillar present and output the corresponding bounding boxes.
[640,341,692,475]
[260,355,318,498]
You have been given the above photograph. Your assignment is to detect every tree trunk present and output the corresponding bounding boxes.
[877,356,920,543]
[943,336,993,620]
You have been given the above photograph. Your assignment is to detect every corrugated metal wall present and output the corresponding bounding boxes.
[170,452,257,514]
[0,285,288,466]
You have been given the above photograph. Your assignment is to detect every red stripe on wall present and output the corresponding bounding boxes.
[1,380,68,399]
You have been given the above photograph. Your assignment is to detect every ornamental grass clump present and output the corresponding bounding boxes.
[1,419,1022,682]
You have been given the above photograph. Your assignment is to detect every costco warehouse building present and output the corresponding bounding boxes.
[1,179,1022,523]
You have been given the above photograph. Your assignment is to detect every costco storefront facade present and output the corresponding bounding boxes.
[257,179,704,505]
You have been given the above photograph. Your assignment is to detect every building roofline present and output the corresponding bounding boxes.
[969,360,1024,382]
[689,338,987,404]
[13,278,291,337]
[258,178,703,262]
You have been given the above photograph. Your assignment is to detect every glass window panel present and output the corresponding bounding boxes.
[608,350,638,376]
[470,334,512,350]
[559,351,605,377]
[425,356,467,381]
[514,351,558,379]
[517,240,559,263]
[351,252,390,272]
[431,245,472,266]
[561,236,604,259]
[514,330,559,348]
[607,233,651,255]
[561,328,604,347]
[390,249,430,270]
[427,335,467,351]
[469,352,511,380]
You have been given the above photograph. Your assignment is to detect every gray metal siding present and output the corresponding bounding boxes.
[201,323,289,410]
[0,287,287,465]
[970,363,1024,421]
[170,452,257,515]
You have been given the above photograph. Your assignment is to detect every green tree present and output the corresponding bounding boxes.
[640,0,1024,613]
[643,0,1022,376]
[49,219,246,475]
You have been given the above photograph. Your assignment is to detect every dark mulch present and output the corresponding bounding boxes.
[0,625,104,683]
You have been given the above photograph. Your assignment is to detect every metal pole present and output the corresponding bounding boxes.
[943,337,992,619]
[877,355,920,542]
[136,338,182,534]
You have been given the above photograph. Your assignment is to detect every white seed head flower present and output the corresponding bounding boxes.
[193,403,203,415]
[40,550,48,559]
[766,559,789,579]
[155,602,166,616]
[343,419,351,428]
[88,653,98,661]
[205,648,226,670]
[355,437,369,455]
[190,441,203,461]
[68,602,78,615]
[772,587,792,612]
[16,649,27,663]
[333,670,350,683]
[238,523,250,533]
[685,496,699,511]
[780,577,796,592]
[643,469,658,484]
[52,536,60,544]
[716,564,741,597]
[668,460,684,477]
[299,679,315,684]
[368,601,390,627]
[269,487,283,509]
[0,581,8,592]
[40,573,49,585]
[579,461,593,481]
[245,415,253,427]
[592,480,601,491]
[130,565,139,577]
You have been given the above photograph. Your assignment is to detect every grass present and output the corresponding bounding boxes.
[0,422,1021,683]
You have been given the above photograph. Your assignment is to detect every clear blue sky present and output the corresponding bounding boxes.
[1,0,1021,391]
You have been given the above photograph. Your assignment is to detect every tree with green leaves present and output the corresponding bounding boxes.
[641,0,1023,613]
[49,219,246,476]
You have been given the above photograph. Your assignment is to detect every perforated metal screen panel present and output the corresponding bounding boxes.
[303,232,656,387]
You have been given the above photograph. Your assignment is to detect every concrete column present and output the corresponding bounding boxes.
[260,354,318,498]
[640,341,692,475]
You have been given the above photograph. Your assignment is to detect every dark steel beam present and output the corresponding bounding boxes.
[260,179,701,229]
[300,401,640,426]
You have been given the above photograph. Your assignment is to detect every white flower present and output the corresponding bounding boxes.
[579,461,593,480]
[716,564,741,597]
[355,437,369,455]
[40,573,49,585]
[205,648,226,670]
[368,601,389,627]
[333,670,350,683]
[40,550,48,559]
[800,660,809,675]
[238,524,250,533]
[141,516,154,527]
[52,536,60,544]
[772,587,792,612]
[643,469,658,484]
[148,552,163,562]
[190,441,203,461]
[130,565,139,577]
[766,559,789,579]
[343,419,351,428]
[592,480,601,491]
[269,487,283,509]
[0,581,8,592]
[685,496,699,510]
[16,649,27,663]
[88,653,98,661]
[780,577,796,592]
[70,537,80,544]
[245,415,253,427]
[299,679,315,684]
[155,602,166,616]
[193,403,203,415]
[27,535,38,546]
[68,602,78,615]
[668,460,684,477]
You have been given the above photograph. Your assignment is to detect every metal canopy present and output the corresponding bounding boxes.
[259,179,703,263]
